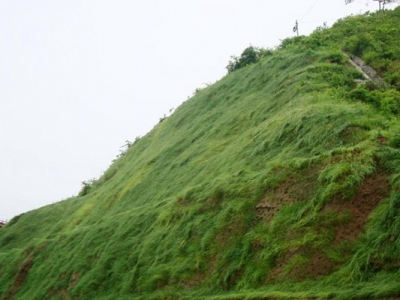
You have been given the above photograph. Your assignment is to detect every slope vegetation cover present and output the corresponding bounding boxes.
[2,8,400,300]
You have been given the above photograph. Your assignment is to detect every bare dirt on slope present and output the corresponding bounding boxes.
[4,249,34,300]
[325,171,389,244]
[256,165,320,223]
[270,170,390,281]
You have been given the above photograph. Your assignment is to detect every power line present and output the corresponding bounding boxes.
[301,19,338,24]
[292,0,321,36]
[300,0,321,21]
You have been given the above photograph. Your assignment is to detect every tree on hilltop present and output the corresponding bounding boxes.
[226,46,272,73]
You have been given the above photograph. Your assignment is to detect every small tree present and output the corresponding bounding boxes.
[226,46,272,73]
[78,178,96,196]
[117,140,133,157]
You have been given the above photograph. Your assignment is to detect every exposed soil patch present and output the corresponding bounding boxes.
[270,248,336,281]
[378,136,388,145]
[214,219,245,247]
[4,255,34,300]
[201,197,223,213]
[177,198,191,207]
[340,125,366,145]
[69,272,81,288]
[325,171,389,245]
[256,166,320,222]
[182,215,246,289]
[48,272,82,299]
[306,251,336,277]
[180,255,219,290]
[269,171,390,282]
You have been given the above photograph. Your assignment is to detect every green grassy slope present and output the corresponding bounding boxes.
[2,8,400,300]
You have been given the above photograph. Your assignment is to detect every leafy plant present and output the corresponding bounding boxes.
[78,178,97,196]
[226,46,272,73]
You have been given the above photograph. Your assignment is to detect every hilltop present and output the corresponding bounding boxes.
[1,8,400,299]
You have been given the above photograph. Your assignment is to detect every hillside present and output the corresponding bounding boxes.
[2,8,400,300]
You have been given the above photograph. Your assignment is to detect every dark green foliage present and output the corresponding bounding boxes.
[344,33,372,56]
[226,46,272,73]
[349,84,400,115]
[78,178,96,196]
[322,50,347,64]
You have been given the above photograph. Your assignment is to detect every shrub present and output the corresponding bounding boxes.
[349,84,400,115]
[322,51,347,64]
[349,85,380,106]
[344,34,372,56]
[278,36,305,50]
[381,89,400,115]
[226,46,272,73]
[78,179,96,196]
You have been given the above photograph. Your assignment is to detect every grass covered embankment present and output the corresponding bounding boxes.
[2,7,400,300]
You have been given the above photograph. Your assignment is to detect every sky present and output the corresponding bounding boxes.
[0,0,398,221]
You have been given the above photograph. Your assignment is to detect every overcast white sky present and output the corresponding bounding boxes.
[0,0,398,221]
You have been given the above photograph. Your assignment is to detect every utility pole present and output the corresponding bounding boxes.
[374,0,383,10]
[293,20,299,36]
[373,0,393,10]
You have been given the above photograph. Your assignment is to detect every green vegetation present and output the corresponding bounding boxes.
[2,7,400,300]
[280,7,400,90]
[226,46,272,73]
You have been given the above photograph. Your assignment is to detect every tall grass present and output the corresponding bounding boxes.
[1,8,400,299]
